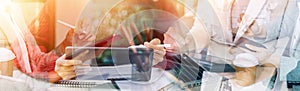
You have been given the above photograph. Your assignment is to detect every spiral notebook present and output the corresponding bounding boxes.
[51,80,114,88]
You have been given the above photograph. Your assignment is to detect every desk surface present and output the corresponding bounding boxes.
[47,68,188,91]
[46,54,281,91]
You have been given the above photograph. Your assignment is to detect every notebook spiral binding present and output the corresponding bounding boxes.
[52,80,97,88]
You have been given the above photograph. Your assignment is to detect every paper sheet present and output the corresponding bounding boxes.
[201,71,223,91]
[75,64,132,80]
[115,68,175,91]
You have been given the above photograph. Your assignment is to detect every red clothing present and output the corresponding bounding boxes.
[13,0,59,79]
[13,49,58,79]
[28,0,56,53]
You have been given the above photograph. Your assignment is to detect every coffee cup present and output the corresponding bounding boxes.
[233,53,259,86]
[0,48,15,76]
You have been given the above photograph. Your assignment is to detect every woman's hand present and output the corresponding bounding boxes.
[65,29,96,46]
[54,54,83,80]
[54,29,96,56]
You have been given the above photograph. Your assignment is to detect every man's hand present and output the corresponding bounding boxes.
[144,38,166,65]
[163,27,186,52]
[238,15,266,38]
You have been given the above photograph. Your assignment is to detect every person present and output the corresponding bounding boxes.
[167,0,296,68]
[281,0,300,89]
[0,0,167,82]
[55,0,183,80]
[0,0,83,82]
[164,0,298,87]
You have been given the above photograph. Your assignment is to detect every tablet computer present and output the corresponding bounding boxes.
[65,46,153,66]
[65,46,154,81]
[65,47,129,65]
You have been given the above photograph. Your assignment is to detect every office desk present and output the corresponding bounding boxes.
[47,68,188,91]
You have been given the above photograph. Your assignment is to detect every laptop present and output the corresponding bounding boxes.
[165,52,235,88]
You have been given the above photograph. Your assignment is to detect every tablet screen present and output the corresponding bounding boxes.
[65,47,154,81]
[65,47,153,66]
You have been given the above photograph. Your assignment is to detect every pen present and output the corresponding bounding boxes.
[131,22,143,44]
[233,20,254,44]
[157,44,171,48]
[107,78,129,81]
[57,20,75,29]
[129,44,171,48]
[57,20,89,34]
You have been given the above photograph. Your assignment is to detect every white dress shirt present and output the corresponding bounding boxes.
[279,0,300,80]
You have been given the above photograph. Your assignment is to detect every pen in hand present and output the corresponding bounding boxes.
[57,20,75,29]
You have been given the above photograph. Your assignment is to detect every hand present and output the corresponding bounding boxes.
[244,20,266,38]
[164,27,196,53]
[55,50,89,80]
[144,38,166,65]
[75,19,97,46]
[54,29,96,56]
[163,27,185,52]
[238,44,272,62]
[66,29,96,46]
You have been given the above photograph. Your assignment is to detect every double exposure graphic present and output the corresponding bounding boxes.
[0,0,299,91]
